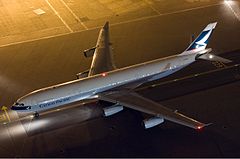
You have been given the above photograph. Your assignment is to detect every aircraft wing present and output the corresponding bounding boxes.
[88,22,116,76]
[99,91,208,129]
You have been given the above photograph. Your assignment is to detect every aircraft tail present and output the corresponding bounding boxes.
[180,22,232,63]
[181,22,217,55]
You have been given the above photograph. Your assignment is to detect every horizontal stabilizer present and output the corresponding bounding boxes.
[197,53,232,63]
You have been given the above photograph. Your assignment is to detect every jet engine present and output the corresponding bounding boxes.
[103,104,124,117]
[143,117,164,129]
[76,70,89,79]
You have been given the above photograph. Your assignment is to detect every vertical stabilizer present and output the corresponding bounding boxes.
[181,22,217,55]
[88,22,116,76]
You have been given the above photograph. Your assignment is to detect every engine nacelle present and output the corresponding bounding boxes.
[103,104,124,117]
[143,117,164,129]
[76,70,89,79]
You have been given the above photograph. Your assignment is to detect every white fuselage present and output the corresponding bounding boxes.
[13,53,197,112]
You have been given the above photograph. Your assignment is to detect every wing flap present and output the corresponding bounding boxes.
[99,91,207,129]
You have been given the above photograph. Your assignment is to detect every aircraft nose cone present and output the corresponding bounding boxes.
[11,105,17,110]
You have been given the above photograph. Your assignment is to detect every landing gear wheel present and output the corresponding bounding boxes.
[34,112,39,118]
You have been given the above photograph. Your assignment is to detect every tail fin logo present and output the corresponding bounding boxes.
[180,22,217,56]
[184,22,217,52]
[195,30,212,46]
[188,30,212,51]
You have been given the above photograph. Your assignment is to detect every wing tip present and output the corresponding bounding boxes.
[196,123,212,130]
[103,21,109,29]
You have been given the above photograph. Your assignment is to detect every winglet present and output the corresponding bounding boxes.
[103,21,109,30]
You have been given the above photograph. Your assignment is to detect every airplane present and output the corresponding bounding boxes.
[11,21,232,130]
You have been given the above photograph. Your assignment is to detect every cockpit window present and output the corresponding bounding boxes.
[14,103,24,106]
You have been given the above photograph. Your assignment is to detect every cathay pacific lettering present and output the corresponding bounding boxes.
[39,97,70,108]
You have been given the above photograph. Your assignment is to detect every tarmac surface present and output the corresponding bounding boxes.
[0,0,239,157]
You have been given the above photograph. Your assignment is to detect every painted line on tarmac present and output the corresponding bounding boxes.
[0,113,6,122]
[1,106,11,122]
[224,0,240,22]
[110,3,222,27]
[45,0,73,33]
[0,2,222,48]
[143,0,161,15]
[59,0,88,30]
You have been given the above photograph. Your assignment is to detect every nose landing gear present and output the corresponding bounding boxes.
[34,112,39,118]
